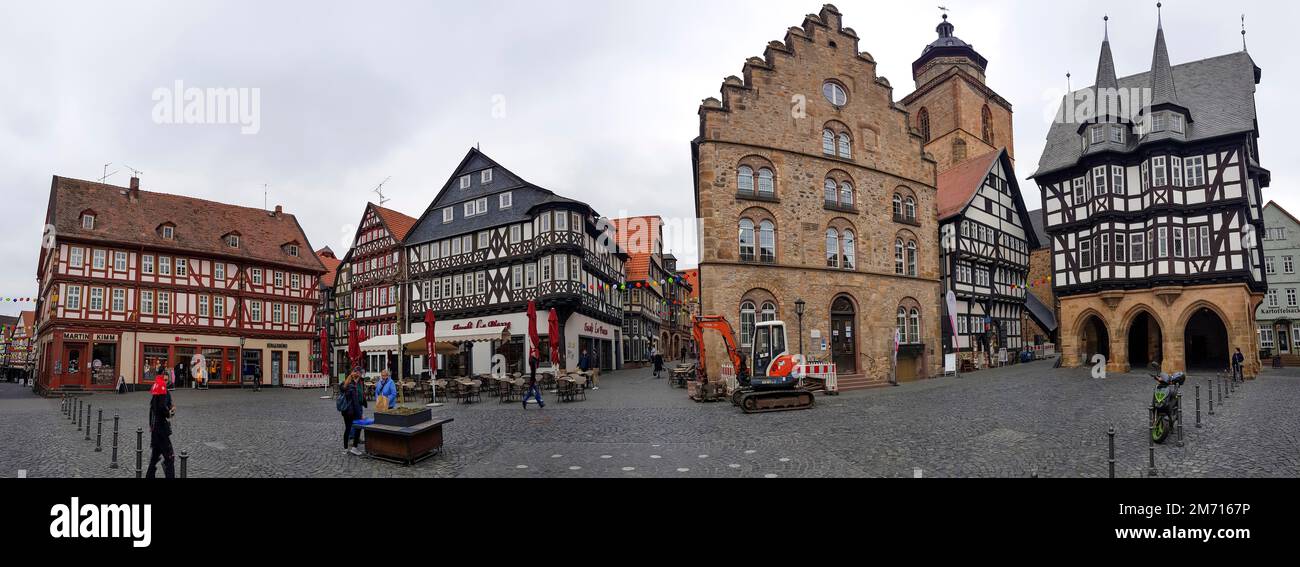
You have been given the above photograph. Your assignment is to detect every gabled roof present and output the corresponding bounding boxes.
[680,269,699,301]
[937,149,1002,221]
[1025,293,1058,333]
[1026,209,1050,251]
[405,148,600,247]
[938,149,1040,249]
[610,216,662,283]
[1033,51,1261,179]
[1263,201,1300,231]
[372,204,418,242]
[46,176,325,273]
[19,311,33,328]
[316,248,342,288]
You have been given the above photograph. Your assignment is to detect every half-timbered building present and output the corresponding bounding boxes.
[32,176,325,393]
[1031,13,1269,375]
[343,203,417,356]
[404,148,627,375]
[611,216,667,366]
[313,247,342,375]
[938,149,1037,365]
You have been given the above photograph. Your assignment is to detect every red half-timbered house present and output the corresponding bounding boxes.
[32,176,326,394]
[343,203,417,370]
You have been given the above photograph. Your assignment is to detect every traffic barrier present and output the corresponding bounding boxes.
[796,363,838,394]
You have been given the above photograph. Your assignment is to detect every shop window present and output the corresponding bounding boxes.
[289,352,299,374]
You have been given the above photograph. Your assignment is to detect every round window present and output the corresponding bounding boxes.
[823,82,848,107]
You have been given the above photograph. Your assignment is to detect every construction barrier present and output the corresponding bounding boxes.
[283,374,327,389]
[1026,344,1058,361]
[796,363,838,394]
[720,364,738,394]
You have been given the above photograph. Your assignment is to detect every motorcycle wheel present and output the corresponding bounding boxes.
[1152,414,1172,444]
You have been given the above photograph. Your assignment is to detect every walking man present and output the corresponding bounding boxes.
[1232,348,1246,382]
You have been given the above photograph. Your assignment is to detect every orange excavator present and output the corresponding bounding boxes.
[692,315,816,414]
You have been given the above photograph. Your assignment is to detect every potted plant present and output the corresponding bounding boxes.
[374,407,433,428]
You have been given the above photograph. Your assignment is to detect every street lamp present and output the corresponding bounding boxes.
[794,298,806,358]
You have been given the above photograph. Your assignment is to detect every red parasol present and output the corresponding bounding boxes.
[527,300,540,364]
[549,308,561,367]
[319,328,330,377]
[348,320,363,371]
[424,309,437,376]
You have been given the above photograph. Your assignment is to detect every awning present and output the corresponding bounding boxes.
[359,334,426,354]
[438,326,511,344]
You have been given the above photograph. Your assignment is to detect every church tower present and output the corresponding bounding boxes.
[901,14,1014,173]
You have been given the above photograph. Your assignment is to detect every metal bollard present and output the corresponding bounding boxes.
[1108,427,1116,479]
[180,451,188,479]
[1175,393,1184,448]
[60,396,66,416]
[1147,406,1158,477]
[76,400,83,431]
[95,409,103,452]
[1218,378,1224,404]
[1195,386,1202,429]
[1208,380,1215,416]
[109,413,120,469]
[84,404,92,441]
[135,428,143,479]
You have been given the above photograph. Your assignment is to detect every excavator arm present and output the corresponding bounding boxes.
[692,315,749,384]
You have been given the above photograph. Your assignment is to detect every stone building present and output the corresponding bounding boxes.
[1023,211,1059,346]
[1030,11,1269,376]
[693,5,941,389]
[1256,202,1300,363]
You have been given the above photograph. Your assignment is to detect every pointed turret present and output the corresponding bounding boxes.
[1095,16,1119,92]
[1149,7,1181,108]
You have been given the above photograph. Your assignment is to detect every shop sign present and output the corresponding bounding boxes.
[452,319,511,331]
[174,337,198,343]
[267,343,289,349]
[63,332,91,341]
[93,334,117,342]
[583,322,611,337]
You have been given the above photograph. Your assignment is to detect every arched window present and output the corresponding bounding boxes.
[895,239,905,275]
[909,308,921,344]
[918,108,931,143]
[981,105,993,144]
[907,241,918,276]
[740,301,756,347]
[824,179,838,204]
[842,230,856,271]
[826,229,840,268]
[897,308,907,341]
[838,133,852,159]
[840,182,854,208]
[757,168,775,197]
[823,81,847,107]
[893,195,903,218]
[737,166,754,194]
[758,221,776,263]
[760,302,777,323]
[905,197,917,220]
[738,220,756,262]
[822,129,836,155]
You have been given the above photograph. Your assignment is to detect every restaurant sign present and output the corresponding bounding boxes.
[1259,306,1300,318]
[583,322,611,337]
[452,319,511,331]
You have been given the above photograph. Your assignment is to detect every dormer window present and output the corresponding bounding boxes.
[287,244,300,257]
[1089,126,1105,145]
[1110,126,1125,144]
[225,234,241,248]
[159,224,175,240]
[1152,113,1167,132]
[81,213,96,230]
[1170,114,1185,134]
[481,169,493,184]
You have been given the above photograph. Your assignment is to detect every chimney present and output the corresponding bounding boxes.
[128,177,140,201]
[274,205,283,217]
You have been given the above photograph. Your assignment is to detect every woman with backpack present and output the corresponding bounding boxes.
[337,372,367,455]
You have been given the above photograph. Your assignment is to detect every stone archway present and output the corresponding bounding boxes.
[1078,314,1110,365]
[1126,310,1164,371]
[1184,307,1230,371]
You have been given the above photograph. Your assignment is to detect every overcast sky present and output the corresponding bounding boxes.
[1,0,1294,318]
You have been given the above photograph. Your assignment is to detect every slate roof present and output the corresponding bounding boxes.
[1027,209,1049,251]
[1025,292,1058,333]
[405,148,599,247]
[1032,51,1261,179]
[46,176,325,273]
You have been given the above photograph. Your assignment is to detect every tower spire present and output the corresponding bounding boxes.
[1149,2,1181,108]
[1095,16,1119,92]
[1242,14,1248,52]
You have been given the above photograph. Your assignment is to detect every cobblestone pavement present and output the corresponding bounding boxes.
[2,361,1297,478]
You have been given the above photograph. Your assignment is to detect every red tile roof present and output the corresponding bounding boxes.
[937,149,1003,221]
[681,269,699,300]
[610,216,662,282]
[19,311,34,329]
[373,204,418,242]
[48,176,325,273]
[316,248,342,288]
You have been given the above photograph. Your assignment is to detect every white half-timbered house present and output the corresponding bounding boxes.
[1030,13,1269,374]
[404,149,627,375]
[33,176,325,393]
[939,149,1038,362]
